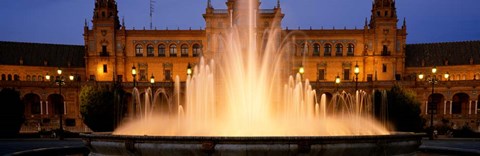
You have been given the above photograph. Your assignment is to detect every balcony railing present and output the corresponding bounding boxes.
[381,51,391,56]
[99,52,109,57]
[213,9,228,14]
[259,9,275,13]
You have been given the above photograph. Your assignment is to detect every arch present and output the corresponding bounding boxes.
[146,44,154,56]
[47,94,64,115]
[7,74,12,81]
[192,44,201,57]
[300,44,308,56]
[428,93,445,115]
[14,74,19,81]
[32,75,36,81]
[335,43,343,56]
[347,43,355,56]
[324,43,332,56]
[26,75,31,81]
[169,44,177,57]
[24,93,41,115]
[135,44,143,56]
[313,43,320,56]
[158,44,166,57]
[181,44,189,57]
[451,93,469,114]
[1,74,5,81]
[38,75,43,81]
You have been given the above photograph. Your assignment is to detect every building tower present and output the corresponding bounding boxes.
[84,0,122,82]
[367,0,406,81]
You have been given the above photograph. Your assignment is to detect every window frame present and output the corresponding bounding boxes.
[158,44,166,57]
[135,44,143,57]
[181,44,189,57]
[324,43,332,56]
[147,44,154,57]
[169,44,177,57]
[335,43,343,56]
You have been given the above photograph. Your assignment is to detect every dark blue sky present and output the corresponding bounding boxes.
[0,0,479,45]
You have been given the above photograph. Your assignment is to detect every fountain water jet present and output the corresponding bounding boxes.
[82,0,423,155]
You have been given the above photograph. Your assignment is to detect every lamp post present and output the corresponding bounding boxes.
[131,65,137,87]
[131,65,137,118]
[45,68,74,140]
[418,66,440,140]
[354,62,360,91]
[335,74,341,92]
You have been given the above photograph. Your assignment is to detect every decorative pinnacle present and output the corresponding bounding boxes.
[207,0,212,8]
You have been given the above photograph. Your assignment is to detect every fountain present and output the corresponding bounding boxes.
[81,0,423,155]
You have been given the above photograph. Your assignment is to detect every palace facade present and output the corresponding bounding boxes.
[0,0,479,132]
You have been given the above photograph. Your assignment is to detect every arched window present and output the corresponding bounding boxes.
[26,75,31,81]
[169,44,177,56]
[335,44,343,56]
[313,43,320,56]
[24,93,41,115]
[7,74,12,81]
[38,76,43,81]
[192,44,201,57]
[158,44,166,57]
[300,44,308,56]
[147,44,154,57]
[324,44,332,56]
[1,74,5,81]
[32,75,36,81]
[181,44,189,57]
[347,44,354,56]
[135,44,143,56]
[14,74,20,81]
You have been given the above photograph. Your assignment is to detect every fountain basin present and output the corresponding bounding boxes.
[81,133,424,156]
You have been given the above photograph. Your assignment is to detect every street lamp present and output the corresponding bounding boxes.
[444,72,450,81]
[418,66,439,140]
[418,73,424,80]
[131,65,137,87]
[299,65,305,79]
[131,65,137,118]
[45,68,74,140]
[150,74,155,86]
[69,73,74,81]
[335,74,341,92]
[187,63,192,76]
[354,62,360,91]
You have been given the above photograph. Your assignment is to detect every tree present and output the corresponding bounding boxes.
[0,88,24,137]
[386,85,425,132]
[80,85,118,132]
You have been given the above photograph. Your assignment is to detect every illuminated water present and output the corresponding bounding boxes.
[114,0,389,136]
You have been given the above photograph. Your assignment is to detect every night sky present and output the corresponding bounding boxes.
[0,0,479,45]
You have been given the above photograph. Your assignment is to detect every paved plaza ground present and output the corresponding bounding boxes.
[0,137,479,155]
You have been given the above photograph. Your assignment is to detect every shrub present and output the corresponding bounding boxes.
[0,88,24,137]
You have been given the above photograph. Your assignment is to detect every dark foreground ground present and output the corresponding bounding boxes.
[0,137,479,155]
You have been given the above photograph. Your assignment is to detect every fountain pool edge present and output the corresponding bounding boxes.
[81,132,424,156]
